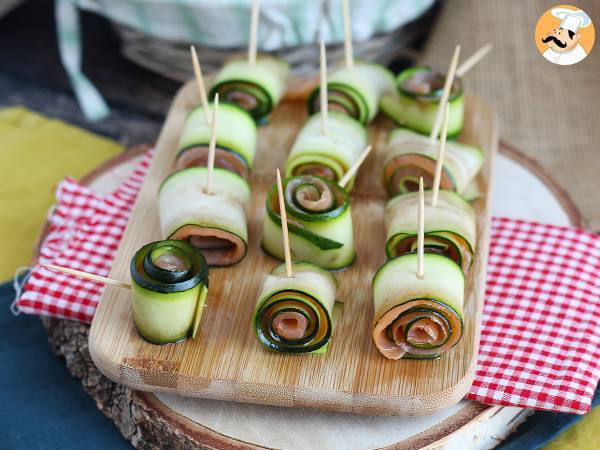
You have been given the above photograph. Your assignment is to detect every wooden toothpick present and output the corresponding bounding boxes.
[248,0,261,66]
[190,45,210,123]
[341,0,354,69]
[417,177,425,280]
[456,43,493,77]
[339,145,372,188]
[43,264,130,290]
[276,169,293,278]
[432,102,450,207]
[429,45,461,143]
[320,39,328,135]
[206,93,219,195]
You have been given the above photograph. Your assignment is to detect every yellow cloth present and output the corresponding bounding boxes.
[543,406,600,450]
[0,107,121,281]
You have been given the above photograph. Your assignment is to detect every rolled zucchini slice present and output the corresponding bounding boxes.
[382,128,483,199]
[131,239,209,344]
[379,66,464,138]
[262,175,355,270]
[254,261,336,353]
[284,111,367,189]
[372,253,464,360]
[159,167,251,266]
[308,62,395,125]
[385,190,476,273]
[176,102,257,179]
[209,55,289,121]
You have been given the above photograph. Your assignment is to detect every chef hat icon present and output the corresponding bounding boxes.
[551,8,592,33]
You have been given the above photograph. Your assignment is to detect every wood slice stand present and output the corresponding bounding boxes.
[38,142,581,449]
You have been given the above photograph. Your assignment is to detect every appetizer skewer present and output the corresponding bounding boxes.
[382,128,483,200]
[177,49,257,178]
[380,44,491,138]
[131,240,209,344]
[159,167,251,266]
[307,0,394,124]
[285,41,368,188]
[385,190,476,274]
[255,170,337,353]
[43,239,210,345]
[262,174,355,271]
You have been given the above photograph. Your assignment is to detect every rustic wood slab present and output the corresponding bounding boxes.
[88,81,498,415]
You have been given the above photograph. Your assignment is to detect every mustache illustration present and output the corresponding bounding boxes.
[542,35,567,48]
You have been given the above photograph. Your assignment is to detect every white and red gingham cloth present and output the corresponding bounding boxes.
[15,151,600,414]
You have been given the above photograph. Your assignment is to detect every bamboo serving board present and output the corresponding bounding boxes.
[89,81,498,416]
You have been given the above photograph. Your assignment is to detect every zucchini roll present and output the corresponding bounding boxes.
[209,55,289,122]
[175,102,257,179]
[382,128,483,199]
[159,167,250,266]
[308,62,395,125]
[385,190,476,274]
[372,253,464,360]
[380,66,464,138]
[284,111,367,188]
[131,240,209,344]
[254,261,336,353]
[262,175,355,270]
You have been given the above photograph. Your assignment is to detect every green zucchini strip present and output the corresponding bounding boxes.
[130,239,209,345]
[372,253,464,360]
[159,167,251,266]
[254,261,336,353]
[176,102,257,178]
[261,175,355,270]
[379,66,465,137]
[382,128,483,199]
[384,190,476,273]
[308,62,395,125]
[209,55,289,121]
[284,111,367,190]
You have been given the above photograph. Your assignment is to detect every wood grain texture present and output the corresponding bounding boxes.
[89,81,498,416]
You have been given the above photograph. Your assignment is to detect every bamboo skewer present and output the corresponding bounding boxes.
[190,45,210,123]
[417,177,425,280]
[339,145,373,188]
[320,39,329,135]
[456,43,493,77]
[206,93,219,194]
[429,45,461,143]
[276,169,294,278]
[432,102,450,207]
[43,264,130,290]
[341,0,354,69]
[248,0,261,66]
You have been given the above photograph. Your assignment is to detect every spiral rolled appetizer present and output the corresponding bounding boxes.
[372,253,464,360]
[308,62,395,125]
[131,240,209,344]
[254,261,336,353]
[380,66,464,138]
[382,128,483,200]
[159,167,250,266]
[209,55,289,122]
[284,111,367,188]
[262,175,355,270]
[175,103,257,179]
[385,190,476,274]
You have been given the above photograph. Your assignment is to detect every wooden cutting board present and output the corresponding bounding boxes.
[89,81,498,416]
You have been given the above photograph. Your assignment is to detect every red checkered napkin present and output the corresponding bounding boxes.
[17,151,152,322]
[466,217,600,414]
[15,152,600,413]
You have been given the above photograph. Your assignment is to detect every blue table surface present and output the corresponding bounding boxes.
[1,277,596,450]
